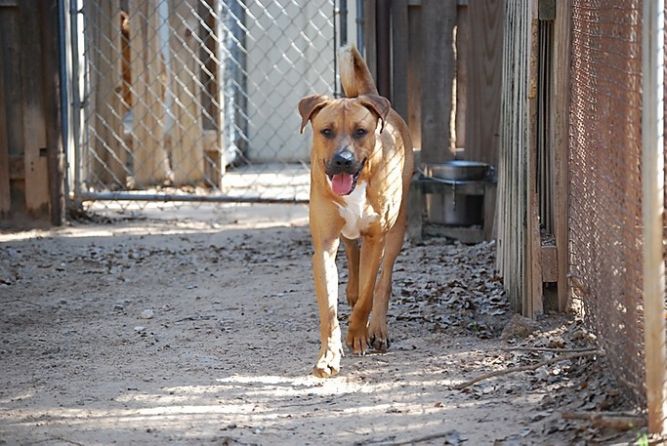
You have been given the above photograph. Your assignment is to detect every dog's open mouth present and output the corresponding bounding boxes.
[327,159,365,196]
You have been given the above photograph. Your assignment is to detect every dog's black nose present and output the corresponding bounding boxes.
[332,150,355,169]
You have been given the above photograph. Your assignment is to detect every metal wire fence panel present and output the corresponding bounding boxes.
[73,0,336,203]
[569,0,647,405]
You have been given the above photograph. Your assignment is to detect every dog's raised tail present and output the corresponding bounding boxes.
[339,45,378,98]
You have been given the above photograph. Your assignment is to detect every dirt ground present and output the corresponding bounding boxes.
[0,204,641,445]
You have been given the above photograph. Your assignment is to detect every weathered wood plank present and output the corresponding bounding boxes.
[129,0,171,186]
[541,245,558,283]
[363,0,377,83]
[420,0,456,164]
[86,0,127,188]
[465,0,503,167]
[552,0,571,312]
[455,3,469,149]
[483,182,497,240]
[497,0,542,316]
[39,0,65,225]
[0,6,25,215]
[526,0,543,317]
[407,4,421,153]
[20,0,49,215]
[199,0,223,187]
[391,0,408,120]
[407,173,423,242]
[376,0,390,98]
[169,0,204,185]
[0,36,10,215]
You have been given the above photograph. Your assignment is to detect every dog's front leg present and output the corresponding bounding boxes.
[346,233,384,354]
[312,237,342,377]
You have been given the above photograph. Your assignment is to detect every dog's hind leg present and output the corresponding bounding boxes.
[369,212,407,352]
[342,236,360,308]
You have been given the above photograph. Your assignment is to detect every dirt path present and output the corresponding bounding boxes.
[0,205,628,445]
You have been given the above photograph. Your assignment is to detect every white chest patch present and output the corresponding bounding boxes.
[336,182,379,239]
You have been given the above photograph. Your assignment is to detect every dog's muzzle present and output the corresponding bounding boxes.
[325,149,365,196]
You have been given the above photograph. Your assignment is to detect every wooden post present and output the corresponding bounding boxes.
[20,0,50,216]
[129,0,171,186]
[551,0,571,312]
[169,0,204,185]
[641,0,667,436]
[420,0,456,164]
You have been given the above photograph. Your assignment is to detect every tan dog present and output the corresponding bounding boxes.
[298,46,414,377]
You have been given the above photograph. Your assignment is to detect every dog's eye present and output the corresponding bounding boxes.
[353,128,368,139]
[320,128,334,139]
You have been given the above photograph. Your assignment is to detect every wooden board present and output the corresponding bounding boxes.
[86,1,126,188]
[464,0,503,167]
[526,0,543,317]
[2,3,27,217]
[39,0,64,225]
[455,3,469,149]
[20,0,49,215]
[391,0,408,120]
[541,245,558,283]
[0,34,10,215]
[129,0,171,186]
[552,0,571,312]
[496,0,542,316]
[363,0,377,83]
[169,0,205,185]
[407,4,422,153]
[420,0,456,164]
[406,173,423,242]
[199,0,223,186]
[375,0,391,98]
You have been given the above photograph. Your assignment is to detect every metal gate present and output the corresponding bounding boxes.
[67,0,343,205]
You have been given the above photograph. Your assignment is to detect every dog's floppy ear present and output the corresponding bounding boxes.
[298,95,330,133]
[359,94,391,133]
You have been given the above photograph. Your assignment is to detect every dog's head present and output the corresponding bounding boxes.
[298,94,391,196]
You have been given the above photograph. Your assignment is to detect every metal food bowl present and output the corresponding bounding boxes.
[426,160,490,182]
[423,160,490,227]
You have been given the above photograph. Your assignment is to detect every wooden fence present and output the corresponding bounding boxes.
[366,0,504,242]
[0,0,65,224]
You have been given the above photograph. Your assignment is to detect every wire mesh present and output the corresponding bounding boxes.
[74,0,337,206]
[569,0,647,405]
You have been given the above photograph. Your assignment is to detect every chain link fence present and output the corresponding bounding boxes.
[569,0,657,407]
[71,0,340,206]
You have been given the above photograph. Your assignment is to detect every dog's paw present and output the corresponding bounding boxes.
[313,346,342,378]
[346,325,369,355]
[368,319,390,352]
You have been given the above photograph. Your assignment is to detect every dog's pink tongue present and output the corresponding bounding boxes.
[331,173,354,195]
